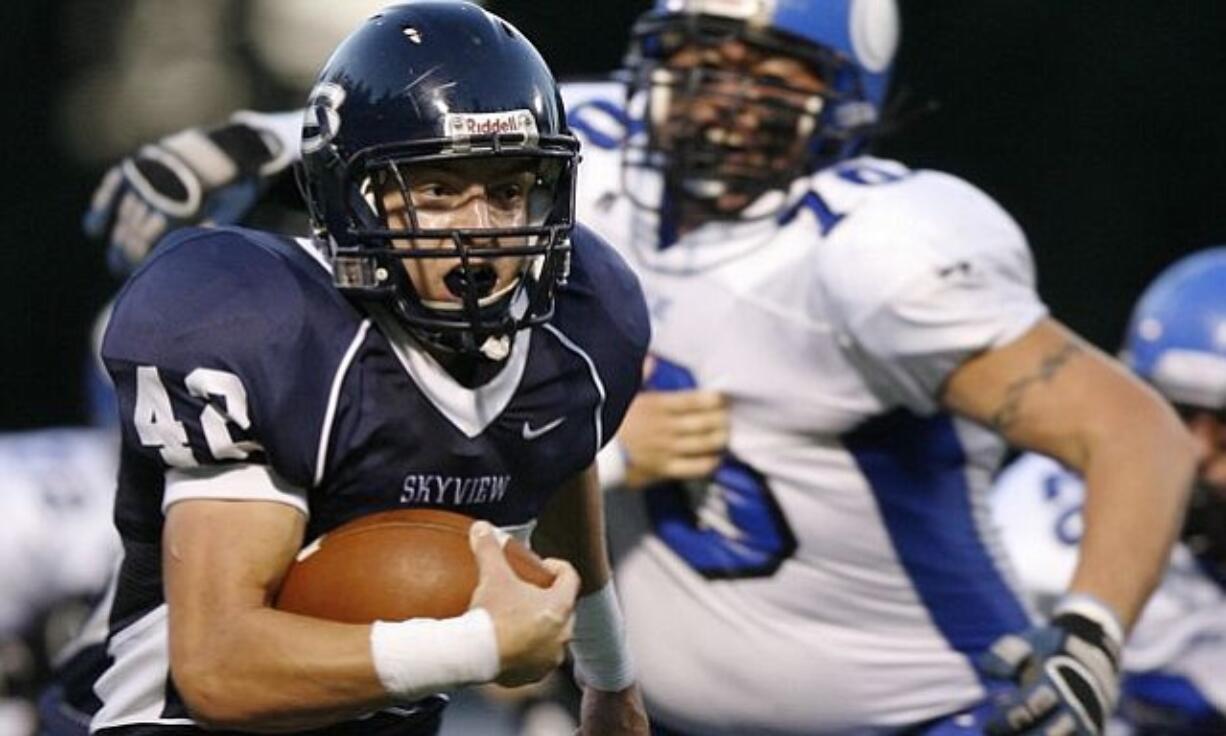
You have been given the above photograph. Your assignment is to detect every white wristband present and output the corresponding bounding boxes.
[569,582,636,692]
[370,609,500,700]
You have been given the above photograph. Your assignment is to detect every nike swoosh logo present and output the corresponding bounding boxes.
[522,417,566,441]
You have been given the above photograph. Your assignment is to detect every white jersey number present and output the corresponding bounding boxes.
[134,366,260,467]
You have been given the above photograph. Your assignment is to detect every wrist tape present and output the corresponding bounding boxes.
[569,582,636,692]
[370,609,499,700]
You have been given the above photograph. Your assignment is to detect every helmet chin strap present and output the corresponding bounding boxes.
[409,285,530,364]
[418,253,540,363]
[475,285,532,361]
[478,333,512,361]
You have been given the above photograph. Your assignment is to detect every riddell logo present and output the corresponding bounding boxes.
[444,110,539,142]
[455,116,522,135]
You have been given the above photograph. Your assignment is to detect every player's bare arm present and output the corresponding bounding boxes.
[986,338,1081,432]
[165,496,581,732]
[941,317,1198,629]
[535,464,615,591]
[164,498,391,731]
[533,464,650,735]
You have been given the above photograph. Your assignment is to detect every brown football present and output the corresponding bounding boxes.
[274,508,555,623]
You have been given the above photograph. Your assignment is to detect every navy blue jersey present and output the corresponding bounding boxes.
[78,224,648,733]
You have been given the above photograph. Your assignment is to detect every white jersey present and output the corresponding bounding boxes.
[0,428,120,637]
[992,453,1226,724]
[564,81,1048,734]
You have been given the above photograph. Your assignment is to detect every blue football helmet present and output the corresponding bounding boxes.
[299,1,579,358]
[1121,247,1226,411]
[623,0,899,218]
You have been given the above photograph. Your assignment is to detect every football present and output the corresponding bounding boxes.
[274,508,555,623]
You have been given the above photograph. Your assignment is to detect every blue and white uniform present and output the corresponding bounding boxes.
[61,223,648,735]
[0,428,120,638]
[992,453,1226,734]
[566,81,1046,734]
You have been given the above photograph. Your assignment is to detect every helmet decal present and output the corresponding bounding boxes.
[850,0,899,73]
[301,82,346,155]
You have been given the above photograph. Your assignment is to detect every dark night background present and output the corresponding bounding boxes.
[1,0,1224,430]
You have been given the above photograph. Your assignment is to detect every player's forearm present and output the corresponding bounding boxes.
[942,321,1198,629]
[172,607,390,731]
[534,464,611,594]
[1069,400,1196,631]
[534,466,638,699]
[176,602,500,732]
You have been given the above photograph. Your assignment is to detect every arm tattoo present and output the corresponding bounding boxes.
[990,340,1082,432]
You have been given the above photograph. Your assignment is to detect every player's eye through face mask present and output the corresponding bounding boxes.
[625,15,862,220]
[333,150,575,360]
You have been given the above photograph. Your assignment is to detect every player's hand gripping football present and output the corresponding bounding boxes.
[619,361,729,489]
[83,111,297,273]
[979,605,1123,736]
[468,521,580,687]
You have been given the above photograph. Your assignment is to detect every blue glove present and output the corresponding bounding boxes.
[980,597,1124,736]
[83,110,301,274]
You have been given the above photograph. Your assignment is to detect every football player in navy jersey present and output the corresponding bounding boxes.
[44,3,649,735]
[77,2,1203,735]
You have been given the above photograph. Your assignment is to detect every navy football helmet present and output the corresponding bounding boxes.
[1121,247,1226,585]
[623,0,899,219]
[299,1,579,358]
